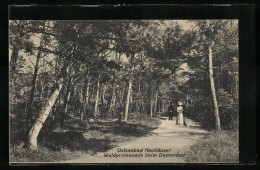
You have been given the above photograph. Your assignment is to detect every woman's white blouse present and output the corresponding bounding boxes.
[177,106,183,113]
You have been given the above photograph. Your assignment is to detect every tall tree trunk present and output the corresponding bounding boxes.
[85,75,90,104]
[139,52,144,113]
[153,90,158,115]
[102,84,107,105]
[130,88,133,104]
[208,43,221,130]
[109,86,116,111]
[39,58,46,99]
[10,46,20,72]
[124,53,135,122]
[150,99,153,119]
[119,88,124,105]
[124,80,132,122]
[90,86,95,102]
[27,54,40,104]
[26,22,46,132]
[162,100,165,113]
[64,91,70,114]
[63,77,71,113]
[112,95,116,111]
[26,50,41,131]
[80,88,84,120]
[136,79,141,111]
[28,77,64,150]
[28,34,76,149]
[94,75,100,117]
[148,77,152,118]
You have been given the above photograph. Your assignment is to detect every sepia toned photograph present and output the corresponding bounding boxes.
[9,20,239,163]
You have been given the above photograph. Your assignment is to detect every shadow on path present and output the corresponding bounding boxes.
[62,117,209,163]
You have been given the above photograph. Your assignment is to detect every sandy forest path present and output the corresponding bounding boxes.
[62,117,209,163]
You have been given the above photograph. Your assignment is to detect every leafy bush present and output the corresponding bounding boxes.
[98,103,109,118]
[84,103,94,117]
[189,101,215,130]
[217,89,238,131]
[128,111,148,120]
[187,89,238,131]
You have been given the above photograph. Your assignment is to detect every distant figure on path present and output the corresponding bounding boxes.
[176,101,184,125]
[168,102,174,121]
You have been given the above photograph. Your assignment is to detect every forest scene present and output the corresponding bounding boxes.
[9,20,239,163]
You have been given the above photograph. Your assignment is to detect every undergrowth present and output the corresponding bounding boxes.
[185,130,239,163]
[10,117,161,162]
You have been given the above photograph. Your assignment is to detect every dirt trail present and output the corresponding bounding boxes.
[62,117,209,163]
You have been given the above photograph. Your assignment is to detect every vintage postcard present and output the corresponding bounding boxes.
[9,19,239,163]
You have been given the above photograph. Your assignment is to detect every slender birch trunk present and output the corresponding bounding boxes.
[150,99,153,119]
[148,78,152,118]
[130,88,133,104]
[153,90,158,115]
[112,95,116,111]
[162,100,165,114]
[64,91,70,114]
[124,80,132,122]
[85,75,90,104]
[26,23,46,132]
[28,78,64,150]
[136,80,141,111]
[102,84,107,105]
[124,79,132,122]
[80,88,84,120]
[208,43,221,130]
[94,75,100,117]
[124,54,135,122]
[28,36,75,149]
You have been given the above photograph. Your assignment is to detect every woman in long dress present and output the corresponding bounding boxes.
[176,101,184,125]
